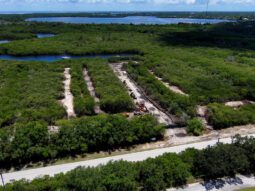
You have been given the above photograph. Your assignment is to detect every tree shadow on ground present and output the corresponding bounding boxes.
[158,22,255,51]
[202,177,244,191]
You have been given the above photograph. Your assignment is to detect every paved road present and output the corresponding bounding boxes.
[2,134,255,185]
[168,175,255,191]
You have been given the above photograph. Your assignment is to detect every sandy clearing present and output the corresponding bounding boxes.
[197,105,207,117]
[110,62,174,126]
[138,124,255,153]
[225,101,246,108]
[61,68,76,118]
[83,68,103,114]
[48,126,60,133]
[140,123,255,150]
[225,100,255,108]
[196,105,213,129]
[149,70,188,96]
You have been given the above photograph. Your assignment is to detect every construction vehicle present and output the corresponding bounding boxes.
[130,92,137,99]
[122,112,131,118]
[137,101,148,113]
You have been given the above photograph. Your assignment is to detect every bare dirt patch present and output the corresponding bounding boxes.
[48,126,60,133]
[61,68,76,118]
[225,100,255,108]
[196,105,212,129]
[138,124,255,150]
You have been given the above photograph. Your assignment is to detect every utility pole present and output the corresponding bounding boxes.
[205,0,210,17]
[0,172,5,191]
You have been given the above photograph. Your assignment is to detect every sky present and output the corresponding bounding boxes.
[0,0,254,12]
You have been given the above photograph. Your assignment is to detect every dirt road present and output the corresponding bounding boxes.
[149,70,188,96]
[83,68,103,114]
[110,62,173,126]
[61,68,76,118]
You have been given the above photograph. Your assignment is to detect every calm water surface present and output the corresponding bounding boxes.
[36,34,55,38]
[0,40,10,44]
[0,54,133,62]
[0,34,55,45]
[26,16,231,25]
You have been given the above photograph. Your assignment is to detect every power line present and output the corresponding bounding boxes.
[0,173,5,191]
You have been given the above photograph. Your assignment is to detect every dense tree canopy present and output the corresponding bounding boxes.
[0,60,66,127]
[70,61,95,116]
[0,114,165,169]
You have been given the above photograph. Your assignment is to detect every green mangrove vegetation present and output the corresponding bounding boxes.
[83,59,135,113]
[70,61,95,116]
[1,18,255,171]
[0,30,144,56]
[0,60,66,127]
[208,103,255,129]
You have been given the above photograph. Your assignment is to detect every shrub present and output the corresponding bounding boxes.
[208,103,255,129]
[186,118,204,136]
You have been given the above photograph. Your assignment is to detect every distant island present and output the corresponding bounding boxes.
[0,11,255,22]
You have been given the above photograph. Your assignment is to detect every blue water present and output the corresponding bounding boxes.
[0,40,9,44]
[0,54,133,62]
[0,34,55,45]
[26,16,231,25]
[36,34,55,38]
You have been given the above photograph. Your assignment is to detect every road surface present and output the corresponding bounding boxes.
[2,134,255,185]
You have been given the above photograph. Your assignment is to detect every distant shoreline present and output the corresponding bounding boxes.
[0,11,255,14]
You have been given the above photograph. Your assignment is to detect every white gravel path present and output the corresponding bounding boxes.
[225,100,255,108]
[61,68,76,118]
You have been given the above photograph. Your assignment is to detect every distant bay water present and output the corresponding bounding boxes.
[0,34,54,45]
[26,16,231,25]
[36,34,55,38]
[0,40,9,44]
[0,54,134,62]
